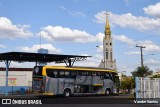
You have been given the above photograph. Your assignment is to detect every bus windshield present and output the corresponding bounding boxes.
[33,66,42,78]
[112,73,120,86]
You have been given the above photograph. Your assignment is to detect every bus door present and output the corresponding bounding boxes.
[32,66,43,92]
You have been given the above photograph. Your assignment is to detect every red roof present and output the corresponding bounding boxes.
[0,68,33,71]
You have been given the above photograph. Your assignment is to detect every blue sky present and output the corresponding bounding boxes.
[0,0,160,75]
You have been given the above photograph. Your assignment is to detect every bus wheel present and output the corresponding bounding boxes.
[63,89,71,97]
[105,89,110,96]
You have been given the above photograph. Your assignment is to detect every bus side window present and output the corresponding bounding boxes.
[96,72,101,76]
[46,69,55,78]
[77,71,81,76]
[65,71,70,78]
[71,71,77,78]
[88,71,92,76]
[109,72,113,80]
[92,72,96,76]
[81,71,89,76]
[104,73,110,79]
[59,71,65,78]
[53,71,58,78]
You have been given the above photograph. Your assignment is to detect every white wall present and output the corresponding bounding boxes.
[0,71,32,86]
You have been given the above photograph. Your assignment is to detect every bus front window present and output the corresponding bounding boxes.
[114,76,120,87]
[33,79,42,91]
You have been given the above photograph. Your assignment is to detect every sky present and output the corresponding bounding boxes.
[0,0,160,75]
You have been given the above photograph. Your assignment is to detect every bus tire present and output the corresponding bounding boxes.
[105,89,111,96]
[63,89,71,97]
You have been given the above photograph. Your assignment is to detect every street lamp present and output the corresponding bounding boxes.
[143,54,155,60]
[96,45,105,68]
[96,46,100,48]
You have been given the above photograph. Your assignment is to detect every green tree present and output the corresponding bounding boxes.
[150,74,160,78]
[131,66,153,77]
[120,76,135,94]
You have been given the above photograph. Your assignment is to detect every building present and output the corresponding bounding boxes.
[38,48,48,54]
[37,48,48,66]
[0,68,32,93]
[150,71,160,77]
[98,15,116,70]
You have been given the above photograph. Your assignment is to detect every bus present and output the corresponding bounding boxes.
[32,66,120,97]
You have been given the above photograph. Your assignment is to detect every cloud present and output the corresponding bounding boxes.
[0,44,6,48]
[74,54,102,67]
[48,53,102,67]
[94,11,160,33]
[18,44,61,53]
[59,5,85,17]
[144,59,160,66]
[96,32,104,43]
[113,35,160,52]
[143,2,160,18]
[59,5,67,10]
[124,51,141,55]
[0,17,32,39]
[113,35,135,45]
[137,40,160,52]
[38,26,97,43]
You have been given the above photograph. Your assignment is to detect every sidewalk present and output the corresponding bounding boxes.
[0,93,41,98]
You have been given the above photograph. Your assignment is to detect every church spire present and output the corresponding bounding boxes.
[104,12,111,38]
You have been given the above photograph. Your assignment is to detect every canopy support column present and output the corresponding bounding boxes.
[64,58,76,67]
[68,59,72,67]
[5,60,11,96]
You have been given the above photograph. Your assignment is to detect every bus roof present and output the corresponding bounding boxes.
[42,66,116,73]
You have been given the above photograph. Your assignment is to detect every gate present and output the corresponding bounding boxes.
[135,77,160,98]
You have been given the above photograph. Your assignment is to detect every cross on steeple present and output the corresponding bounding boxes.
[105,11,109,19]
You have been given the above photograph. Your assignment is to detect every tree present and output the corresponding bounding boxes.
[150,74,160,78]
[120,76,135,94]
[131,66,153,77]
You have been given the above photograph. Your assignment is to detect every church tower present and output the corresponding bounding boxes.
[98,14,116,70]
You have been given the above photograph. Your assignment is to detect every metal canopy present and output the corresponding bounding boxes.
[0,52,91,65]
[0,52,91,96]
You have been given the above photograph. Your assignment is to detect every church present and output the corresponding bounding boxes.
[98,15,116,70]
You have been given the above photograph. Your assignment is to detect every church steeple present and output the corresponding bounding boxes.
[98,11,116,70]
[104,14,111,39]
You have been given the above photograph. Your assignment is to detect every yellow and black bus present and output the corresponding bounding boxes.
[32,66,120,97]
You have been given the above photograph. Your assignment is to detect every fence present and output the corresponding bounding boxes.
[135,77,160,98]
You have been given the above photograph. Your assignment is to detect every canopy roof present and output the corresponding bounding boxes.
[0,52,91,65]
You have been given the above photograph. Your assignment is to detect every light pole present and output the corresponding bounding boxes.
[136,45,146,67]
[96,45,105,68]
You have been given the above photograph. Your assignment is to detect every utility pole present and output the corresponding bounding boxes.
[136,45,146,67]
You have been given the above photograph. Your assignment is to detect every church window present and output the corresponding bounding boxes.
[110,52,112,60]
[110,43,112,46]
[106,52,108,59]
[106,43,108,45]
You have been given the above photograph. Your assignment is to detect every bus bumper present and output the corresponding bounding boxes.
[43,92,54,96]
